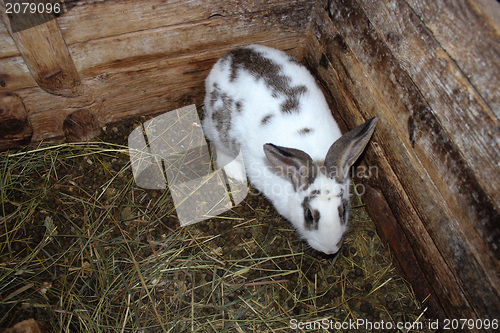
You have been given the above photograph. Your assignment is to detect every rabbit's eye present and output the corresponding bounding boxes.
[305,208,313,222]
[304,207,320,230]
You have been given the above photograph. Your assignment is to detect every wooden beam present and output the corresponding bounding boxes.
[56,0,312,44]
[306,1,500,324]
[0,2,83,97]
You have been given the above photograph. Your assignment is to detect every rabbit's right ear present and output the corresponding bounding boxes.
[324,117,378,182]
[264,143,315,191]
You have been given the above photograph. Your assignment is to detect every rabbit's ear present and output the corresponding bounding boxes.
[325,117,378,182]
[264,143,315,191]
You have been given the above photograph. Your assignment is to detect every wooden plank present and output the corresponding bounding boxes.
[355,0,500,214]
[0,56,36,92]
[67,3,311,77]
[0,0,312,93]
[345,0,500,313]
[57,0,312,44]
[405,0,500,116]
[333,0,500,264]
[304,23,468,322]
[28,108,74,142]
[25,37,304,141]
[307,2,500,324]
[0,12,83,97]
[0,8,18,58]
[0,2,34,91]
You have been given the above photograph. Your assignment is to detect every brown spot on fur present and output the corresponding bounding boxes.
[281,97,299,113]
[227,48,308,114]
[310,189,320,196]
[228,48,287,88]
[235,101,243,113]
[292,85,308,95]
[210,89,239,153]
[281,85,308,114]
[298,127,313,135]
[209,83,221,108]
[261,114,274,126]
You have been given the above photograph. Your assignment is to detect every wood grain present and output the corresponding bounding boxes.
[0,92,33,150]
[68,4,311,76]
[1,0,311,141]
[57,0,312,44]
[405,0,500,115]
[357,0,500,214]
[0,56,36,92]
[349,0,500,305]
[305,25,473,322]
[0,5,18,58]
[0,9,83,97]
[26,37,304,141]
[307,0,500,325]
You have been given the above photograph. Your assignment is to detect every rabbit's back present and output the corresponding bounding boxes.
[203,45,341,163]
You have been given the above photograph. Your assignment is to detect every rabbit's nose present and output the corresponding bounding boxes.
[325,244,341,255]
[325,248,339,255]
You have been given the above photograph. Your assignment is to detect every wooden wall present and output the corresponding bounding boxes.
[305,0,500,328]
[0,0,313,147]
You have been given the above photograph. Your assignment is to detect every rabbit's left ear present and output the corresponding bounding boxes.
[325,117,378,182]
[264,143,315,191]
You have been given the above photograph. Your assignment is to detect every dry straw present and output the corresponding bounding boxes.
[0,116,428,332]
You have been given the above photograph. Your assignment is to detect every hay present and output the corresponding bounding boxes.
[0,117,430,332]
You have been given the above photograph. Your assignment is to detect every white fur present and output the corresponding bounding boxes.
[203,45,348,254]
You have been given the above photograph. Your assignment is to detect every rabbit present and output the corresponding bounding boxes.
[202,44,377,255]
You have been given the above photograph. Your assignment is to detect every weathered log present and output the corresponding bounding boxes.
[0,92,33,150]
[305,0,500,327]
[0,5,83,97]
[63,107,101,142]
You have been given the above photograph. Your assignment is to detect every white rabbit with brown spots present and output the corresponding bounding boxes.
[203,45,377,255]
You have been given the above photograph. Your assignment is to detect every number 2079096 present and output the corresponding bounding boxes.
[5,2,61,14]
